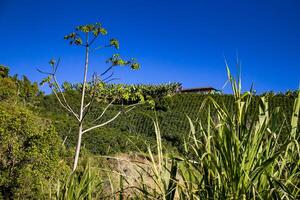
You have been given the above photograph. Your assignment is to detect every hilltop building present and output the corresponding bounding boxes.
[177,86,221,94]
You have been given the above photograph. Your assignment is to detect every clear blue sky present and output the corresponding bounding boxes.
[0,0,299,93]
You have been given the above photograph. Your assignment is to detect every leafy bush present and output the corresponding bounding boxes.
[0,103,69,199]
[0,65,9,78]
[0,77,18,101]
[0,67,40,104]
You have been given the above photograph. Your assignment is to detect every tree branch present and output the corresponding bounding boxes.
[36,68,53,76]
[81,73,100,121]
[37,58,79,120]
[89,35,99,46]
[81,91,95,122]
[53,58,61,74]
[52,76,79,120]
[51,87,80,121]
[82,100,141,134]
[82,111,121,134]
[91,99,116,123]
[124,105,136,113]
[83,102,91,111]
[100,65,114,76]
[102,71,114,82]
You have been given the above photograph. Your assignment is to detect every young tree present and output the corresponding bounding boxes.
[39,22,140,172]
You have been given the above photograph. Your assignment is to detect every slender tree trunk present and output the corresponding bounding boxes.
[72,34,89,172]
[73,123,83,171]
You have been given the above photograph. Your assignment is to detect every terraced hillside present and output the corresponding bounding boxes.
[38,92,298,155]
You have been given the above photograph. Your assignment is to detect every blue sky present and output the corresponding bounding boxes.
[0,0,299,93]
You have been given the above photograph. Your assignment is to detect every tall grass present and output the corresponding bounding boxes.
[128,119,180,200]
[132,66,300,199]
[175,66,300,199]
[51,161,104,200]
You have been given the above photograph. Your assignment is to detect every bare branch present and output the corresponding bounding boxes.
[83,100,140,134]
[89,35,98,46]
[83,102,91,111]
[125,102,144,108]
[82,111,121,134]
[102,71,114,82]
[51,87,80,121]
[62,136,68,146]
[37,58,79,121]
[123,102,144,113]
[100,66,114,76]
[36,68,53,75]
[81,93,95,121]
[53,58,61,74]
[91,99,116,123]
[91,46,103,52]
[52,76,79,120]
[91,44,112,52]
[124,105,136,113]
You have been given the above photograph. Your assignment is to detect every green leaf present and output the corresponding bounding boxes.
[110,39,119,49]
[40,76,52,86]
[75,38,82,45]
[99,28,107,35]
[131,62,140,70]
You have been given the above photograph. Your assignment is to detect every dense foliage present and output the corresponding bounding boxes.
[0,103,68,199]
[0,69,68,199]
[61,81,181,105]
[0,66,39,103]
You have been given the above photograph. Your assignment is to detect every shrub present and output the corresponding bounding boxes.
[0,78,17,101]
[0,103,69,199]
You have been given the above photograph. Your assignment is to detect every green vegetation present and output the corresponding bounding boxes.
[61,82,181,104]
[0,69,68,199]
[0,102,68,199]
[174,68,300,199]
[0,64,299,198]
[130,72,300,199]
[51,68,300,199]
[37,86,297,155]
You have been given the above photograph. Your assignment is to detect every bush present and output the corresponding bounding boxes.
[0,103,69,199]
[0,78,17,101]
